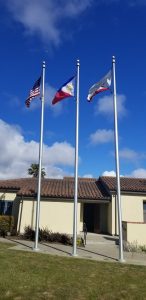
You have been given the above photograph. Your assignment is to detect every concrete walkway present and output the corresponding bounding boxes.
[1,233,146,266]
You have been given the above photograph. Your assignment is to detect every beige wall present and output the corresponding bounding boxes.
[110,194,146,236]
[17,200,36,232]
[18,199,82,234]
[122,194,145,222]
[123,221,146,246]
[79,203,83,232]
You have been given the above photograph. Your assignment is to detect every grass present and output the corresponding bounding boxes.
[0,242,146,299]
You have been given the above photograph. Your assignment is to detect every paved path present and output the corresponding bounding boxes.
[1,234,146,266]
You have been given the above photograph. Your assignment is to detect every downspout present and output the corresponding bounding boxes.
[17,196,23,234]
[115,195,117,235]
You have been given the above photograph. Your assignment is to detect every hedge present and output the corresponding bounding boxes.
[23,226,72,245]
[0,216,14,237]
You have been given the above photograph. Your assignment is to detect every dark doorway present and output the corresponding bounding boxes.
[83,203,100,233]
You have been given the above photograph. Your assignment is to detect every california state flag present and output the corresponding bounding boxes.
[87,70,112,102]
[52,76,75,105]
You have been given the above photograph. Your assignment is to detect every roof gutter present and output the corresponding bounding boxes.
[17,195,110,203]
[110,190,146,196]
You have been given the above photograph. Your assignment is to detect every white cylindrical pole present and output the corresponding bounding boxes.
[112,56,124,262]
[33,61,45,251]
[72,59,80,256]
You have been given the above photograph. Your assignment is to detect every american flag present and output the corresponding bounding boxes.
[25,76,41,107]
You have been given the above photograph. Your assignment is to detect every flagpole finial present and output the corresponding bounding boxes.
[112,56,115,63]
[43,61,45,68]
[76,59,80,66]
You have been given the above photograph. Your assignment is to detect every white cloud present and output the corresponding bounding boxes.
[118,148,146,163]
[45,165,69,179]
[0,119,75,179]
[102,168,146,178]
[83,174,93,178]
[63,0,93,16]
[95,94,127,118]
[43,142,75,166]
[127,168,146,178]
[90,129,114,145]
[119,148,139,161]
[102,170,116,176]
[5,0,92,46]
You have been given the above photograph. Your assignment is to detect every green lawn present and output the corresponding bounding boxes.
[0,242,146,300]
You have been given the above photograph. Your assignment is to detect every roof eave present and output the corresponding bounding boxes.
[19,195,111,203]
[110,190,146,196]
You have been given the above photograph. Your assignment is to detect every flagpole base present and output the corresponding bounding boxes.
[33,247,40,252]
[72,253,78,257]
[118,258,125,263]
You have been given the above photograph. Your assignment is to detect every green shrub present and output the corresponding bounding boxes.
[22,226,72,245]
[60,234,72,245]
[23,226,35,240]
[0,216,14,237]
[77,237,85,247]
[139,245,146,253]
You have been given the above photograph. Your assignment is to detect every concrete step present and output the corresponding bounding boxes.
[78,233,119,245]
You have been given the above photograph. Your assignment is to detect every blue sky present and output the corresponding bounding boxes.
[1,0,146,179]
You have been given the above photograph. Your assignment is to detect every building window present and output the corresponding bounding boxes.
[143,202,146,222]
[0,201,13,216]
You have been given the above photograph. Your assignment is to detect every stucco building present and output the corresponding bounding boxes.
[0,176,146,245]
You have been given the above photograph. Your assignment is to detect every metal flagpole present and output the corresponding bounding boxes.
[112,56,124,262]
[72,59,80,256]
[33,61,45,251]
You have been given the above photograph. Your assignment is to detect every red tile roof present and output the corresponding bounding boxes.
[100,176,146,193]
[0,177,110,201]
[1,176,146,200]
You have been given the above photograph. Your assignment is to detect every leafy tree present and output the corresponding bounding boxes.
[28,163,46,178]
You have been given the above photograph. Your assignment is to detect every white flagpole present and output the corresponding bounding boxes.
[72,59,80,256]
[112,56,124,262]
[33,61,45,251]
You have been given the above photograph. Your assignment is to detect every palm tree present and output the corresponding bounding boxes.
[28,163,46,178]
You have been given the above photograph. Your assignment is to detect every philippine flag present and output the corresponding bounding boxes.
[52,76,75,105]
